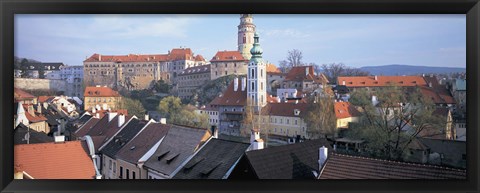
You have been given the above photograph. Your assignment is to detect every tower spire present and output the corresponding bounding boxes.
[247,33,267,112]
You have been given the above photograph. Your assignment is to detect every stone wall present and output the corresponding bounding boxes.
[14,78,67,93]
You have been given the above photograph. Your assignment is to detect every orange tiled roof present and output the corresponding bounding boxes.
[14,141,95,179]
[334,102,361,119]
[14,88,36,101]
[22,104,48,123]
[38,96,54,103]
[195,55,206,61]
[337,76,427,87]
[285,66,328,84]
[210,51,247,62]
[84,86,121,97]
[266,63,281,73]
[209,78,247,106]
[421,76,455,104]
[169,48,194,60]
[84,53,169,63]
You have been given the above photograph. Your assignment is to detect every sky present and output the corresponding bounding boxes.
[15,14,466,68]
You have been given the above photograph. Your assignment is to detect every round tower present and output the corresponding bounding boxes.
[247,33,267,111]
[238,14,256,60]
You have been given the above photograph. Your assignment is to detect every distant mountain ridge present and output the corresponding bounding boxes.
[359,64,466,76]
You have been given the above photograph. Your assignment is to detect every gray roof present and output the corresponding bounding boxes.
[172,139,250,179]
[144,125,210,176]
[244,139,331,179]
[14,123,54,144]
[24,62,65,71]
[100,119,148,158]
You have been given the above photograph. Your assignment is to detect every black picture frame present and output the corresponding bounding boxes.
[1,0,479,192]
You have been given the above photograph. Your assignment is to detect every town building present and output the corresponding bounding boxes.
[100,118,149,179]
[144,125,211,179]
[319,151,466,179]
[266,64,285,94]
[84,86,122,111]
[228,139,331,179]
[115,121,170,179]
[210,51,248,80]
[20,62,65,79]
[262,102,309,139]
[448,78,466,119]
[173,138,250,179]
[14,123,53,145]
[58,65,84,97]
[177,64,211,100]
[83,48,207,90]
[334,102,361,130]
[283,66,329,93]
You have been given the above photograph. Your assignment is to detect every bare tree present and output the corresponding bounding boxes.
[321,63,370,84]
[278,49,306,73]
[303,87,337,139]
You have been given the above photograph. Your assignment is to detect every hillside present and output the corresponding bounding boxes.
[359,64,466,76]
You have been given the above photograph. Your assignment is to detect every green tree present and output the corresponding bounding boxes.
[20,59,29,78]
[118,97,146,118]
[346,85,445,160]
[152,80,171,93]
[303,87,337,139]
[157,96,183,119]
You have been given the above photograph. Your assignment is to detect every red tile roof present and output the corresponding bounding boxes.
[266,63,281,73]
[14,88,36,101]
[209,78,247,106]
[337,76,427,87]
[38,96,54,103]
[210,51,247,62]
[22,104,48,123]
[14,141,95,179]
[84,53,169,63]
[285,66,328,84]
[320,153,465,179]
[195,54,206,61]
[334,102,361,119]
[84,86,121,97]
[169,48,194,60]
[421,76,455,104]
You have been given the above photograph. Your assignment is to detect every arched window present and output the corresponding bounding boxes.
[243,35,246,44]
[261,69,263,78]
[251,69,254,78]
[251,82,255,90]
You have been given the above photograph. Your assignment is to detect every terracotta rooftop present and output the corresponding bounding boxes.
[14,88,36,101]
[84,86,121,97]
[14,141,95,179]
[337,76,427,87]
[334,102,361,119]
[320,153,466,179]
[84,48,202,63]
[22,104,48,123]
[210,51,247,62]
[38,96,54,103]
[266,63,281,73]
[194,55,206,62]
[420,76,455,104]
[209,78,247,107]
[285,66,328,84]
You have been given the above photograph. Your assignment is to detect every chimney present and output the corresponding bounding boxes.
[277,97,281,103]
[241,77,246,91]
[92,107,96,114]
[318,146,328,170]
[160,118,167,124]
[428,82,432,88]
[234,77,239,92]
[108,112,118,122]
[95,113,100,119]
[210,126,218,138]
[306,67,309,76]
[253,139,264,150]
[144,113,149,121]
[27,105,35,117]
[295,100,299,104]
[98,54,102,61]
[37,103,42,114]
[374,75,378,81]
[118,114,125,127]
[342,80,346,85]
[43,102,48,110]
[250,130,260,144]
[54,135,65,143]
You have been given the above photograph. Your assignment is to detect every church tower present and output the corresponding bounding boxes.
[238,14,256,60]
[247,33,267,111]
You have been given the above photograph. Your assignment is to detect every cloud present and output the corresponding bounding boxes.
[261,28,311,38]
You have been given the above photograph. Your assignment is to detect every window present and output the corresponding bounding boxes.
[132,171,136,179]
[251,69,255,78]
[126,169,130,179]
[225,71,228,75]
[261,69,263,78]
[109,160,112,170]
[113,162,116,173]
[261,82,263,91]
[251,82,255,90]
[119,166,123,178]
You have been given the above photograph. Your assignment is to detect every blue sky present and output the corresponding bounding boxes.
[15,14,466,68]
